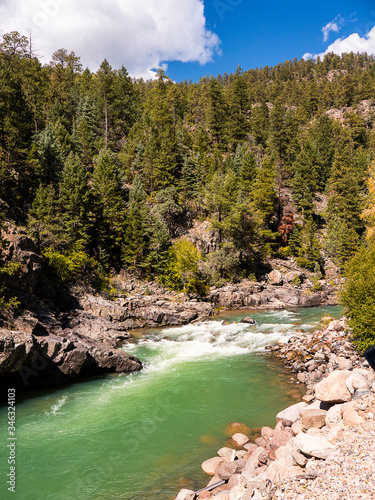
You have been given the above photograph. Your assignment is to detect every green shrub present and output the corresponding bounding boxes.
[311,276,322,292]
[295,256,315,271]
[292,275,302,286]
[278,246,291,258]
[158,239,208,296]
[340,242,375,352]
[0,262,20,310]
[43,245,97,282]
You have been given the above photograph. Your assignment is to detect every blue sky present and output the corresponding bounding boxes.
[1,0,375,81]
[166,0,375,81]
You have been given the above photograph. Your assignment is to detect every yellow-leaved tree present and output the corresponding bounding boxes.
[361,159,375,239]
[340,158,375,352]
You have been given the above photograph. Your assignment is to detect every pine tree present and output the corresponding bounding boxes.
[249,156,278,253]
[59,153,90,247]
[91,150,126,268]
[32,126,64,186]
[123,176,150,270]
[291,143,318,216]
[28,184,62,250]
[326,132,364,232]
[227,67,250,142]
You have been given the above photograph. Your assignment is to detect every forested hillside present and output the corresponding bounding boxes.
[1,31,375,298]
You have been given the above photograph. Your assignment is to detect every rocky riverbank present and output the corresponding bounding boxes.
[0,226,340,395]
[174,318,375,500]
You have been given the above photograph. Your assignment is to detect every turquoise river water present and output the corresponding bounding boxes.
[0,306,341,500]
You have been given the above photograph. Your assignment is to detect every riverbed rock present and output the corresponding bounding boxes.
[201,457,225,475]
[240,316,256,324]
[314,370,352,403]
[231,433,250,447]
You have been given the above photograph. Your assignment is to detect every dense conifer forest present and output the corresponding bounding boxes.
[1,30,375,300]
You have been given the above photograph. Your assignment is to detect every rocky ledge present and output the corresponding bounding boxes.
[174,319,375,500]
[0,330,142,394]
[207,279,337,311]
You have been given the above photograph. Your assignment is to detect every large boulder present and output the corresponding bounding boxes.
[268,270,283,285]
[0,330,142,391]
[300,292,324,308]
[294,432,336,459]
[314,370,352,403]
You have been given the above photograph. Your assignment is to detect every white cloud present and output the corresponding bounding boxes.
[322,15,344,43]
[0,0,221,79]
[303,25,375,61]
[322,21,339,43]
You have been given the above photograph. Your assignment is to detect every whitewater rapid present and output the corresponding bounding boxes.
[124,308,317,376]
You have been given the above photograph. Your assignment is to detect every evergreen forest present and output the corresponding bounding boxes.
[2,30,375,301]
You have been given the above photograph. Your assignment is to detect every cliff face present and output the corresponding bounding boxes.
[0,228,143,395]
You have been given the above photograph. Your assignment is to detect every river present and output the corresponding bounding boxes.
[0,305,341,500]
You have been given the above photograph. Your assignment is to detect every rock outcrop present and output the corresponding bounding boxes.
[207,279,337,310]
[78,293,215,333]
[0,330,142,393]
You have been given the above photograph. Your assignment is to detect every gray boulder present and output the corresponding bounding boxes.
[0,330,142,390]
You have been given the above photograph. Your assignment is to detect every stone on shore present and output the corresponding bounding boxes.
[175,489,196,500]
[243,442,257,454]
[217,460,246,480]
[340,401,364,426]
[276,402,308,425]
[264,458,302,483]
[301,409,328,430]
[325,404,343,428]
[269,422,294,447]
[242,447,267,479]
[294,432,336,459]
[314,370,352,403]
[346,370,371,395]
